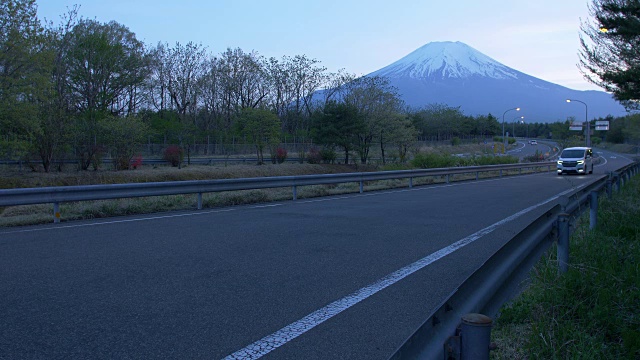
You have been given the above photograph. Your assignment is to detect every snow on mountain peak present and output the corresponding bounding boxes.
[370,41,520,80]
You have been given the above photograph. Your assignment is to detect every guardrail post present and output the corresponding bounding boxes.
[197,193,203,210]
[606,174,613,199]
[359,181,364,193]
[615,174,621,192]
[409,178,413,189]
[589,191,598,230]
[447,174,451,184]
[293,185,297,200]
[519,168,522,175]
[475,171,479,181]
[460,313,493,360]
[53,202,61,223]
[499,170,503,178]
[557,213,570,274]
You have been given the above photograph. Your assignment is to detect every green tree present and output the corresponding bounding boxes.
[384,113,419,163]
[31,7,81,172]
[580,0,640,109]
[65,19,149,170]
[311,101,364,164]
[343,76,404,163]
[0,0,48,161]
[621,113,640,144]
[474,114,501,138]
[235,107,281,164]
[411,104,468,141]
[103,116,148,170]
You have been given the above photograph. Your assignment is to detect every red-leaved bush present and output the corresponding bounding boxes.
[131,155,143,169]
[163,146,184,167]
[275,147,287,164]
[307,147,322,164]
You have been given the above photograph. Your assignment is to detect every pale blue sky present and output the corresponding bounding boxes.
[37,0,598,90]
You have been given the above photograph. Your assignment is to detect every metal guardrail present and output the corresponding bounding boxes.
[389,161,640,360]
[0,162,555,223]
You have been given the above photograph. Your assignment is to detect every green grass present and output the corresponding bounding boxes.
[491,175,640,359]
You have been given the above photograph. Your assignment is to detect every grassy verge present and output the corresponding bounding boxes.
[491,175,640,359]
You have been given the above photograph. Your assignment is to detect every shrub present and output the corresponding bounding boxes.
[320,148,337,164]
[275,147,287,164]
[523,150,545,162]
[411,152,459,168]
[451,137,461,146]
[131,155,143,169]
[163,146,184,167]
[307,147,322,164]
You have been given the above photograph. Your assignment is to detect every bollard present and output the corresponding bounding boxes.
[557,213,570,274]
[53,202,61,224]
[589,191,598,230]
[461,313,492,360]
[293,185,297,200]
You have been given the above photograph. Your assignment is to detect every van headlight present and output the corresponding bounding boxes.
[557,160,563,164]
[577,160,584,164]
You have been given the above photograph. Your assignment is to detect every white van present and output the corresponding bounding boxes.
[557,147,594,175]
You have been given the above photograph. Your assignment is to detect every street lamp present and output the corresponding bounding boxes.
[502,107,520,153]
[566,99,590,146]
[513,116,524,138]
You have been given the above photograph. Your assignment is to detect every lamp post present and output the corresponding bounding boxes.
[513,116,524,138]
[566,99,589,146]
[502,107,520,153]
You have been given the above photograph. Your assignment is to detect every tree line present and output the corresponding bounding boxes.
[1,1,638,172]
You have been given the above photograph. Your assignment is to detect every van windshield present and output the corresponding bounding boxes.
[561,149,585,158]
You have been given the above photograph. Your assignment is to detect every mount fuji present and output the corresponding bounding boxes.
[367,41,626,122]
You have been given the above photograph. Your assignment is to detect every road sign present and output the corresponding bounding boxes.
[595,120,610,131]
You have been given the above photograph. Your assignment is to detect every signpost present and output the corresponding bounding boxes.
[569,122,583,131]
[595,120,610,131]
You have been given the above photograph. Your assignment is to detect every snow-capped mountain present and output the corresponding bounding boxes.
[371,41,519,80]
[367,41,626,122]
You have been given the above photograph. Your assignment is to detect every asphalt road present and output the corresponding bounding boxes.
[507,139,555,160]
[0,150,633,360]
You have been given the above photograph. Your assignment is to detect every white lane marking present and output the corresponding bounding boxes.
[597,153,608,167]
[222,186,582,360]
[1,176,535,235]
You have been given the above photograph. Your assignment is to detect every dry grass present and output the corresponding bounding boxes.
[0,163,375,189]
